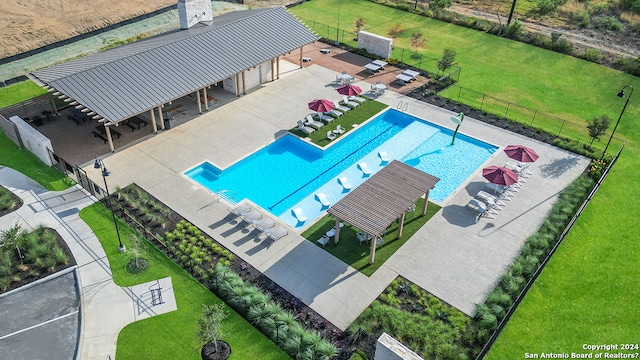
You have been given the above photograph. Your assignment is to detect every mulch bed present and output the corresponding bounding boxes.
[0,185,23,217]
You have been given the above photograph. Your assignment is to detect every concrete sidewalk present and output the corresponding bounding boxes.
[0,166,174,360]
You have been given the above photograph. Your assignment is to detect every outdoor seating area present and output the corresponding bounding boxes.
[228,203,290,244]
[363,59,388,74]
[395,69,421,85]
[469,145,539,222]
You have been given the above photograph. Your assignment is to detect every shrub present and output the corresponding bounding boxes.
[596,16,623,31]
[588,158,608,179]
[584,49,605,63]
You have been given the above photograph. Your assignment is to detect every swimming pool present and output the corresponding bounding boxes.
[186,108,498,228]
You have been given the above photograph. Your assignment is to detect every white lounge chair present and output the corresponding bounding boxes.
[317,235,330,247]
[297,120,315,134]
[255,218,276,233]
[338,177,353,190]
[305,115,324,129]
[467,198,498,221]
[229,203,251,218]
[358,162,372,175]
[378,151,390,163]
[348,96,366,104]
[242,210,263,227]
[341,96,360,108]
[324,109,343,118]
[268,226,289,242]
[292,208,308,222]
[314,112,334,123]
[506,161,533,178]
[315,193,332,207]
[485,183,515,198]
[327,130,337,141]
[332,101,350,113]
[333,124,346,134]
[475,191,504,210]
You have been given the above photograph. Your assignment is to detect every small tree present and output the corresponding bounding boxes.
[387,23,404,40]
[429,0,453,14]
[198,303,228,353]
[437,48,457,76]
[126,234,147,274]
[410,33,427,56]
[354,17,365,33]
[586,114,611,147]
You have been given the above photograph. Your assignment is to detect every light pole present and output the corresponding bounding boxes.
[94,156,126,252]
[601,85,633,159]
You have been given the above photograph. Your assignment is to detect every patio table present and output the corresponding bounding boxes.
[364,63,382,73]
[339,73,353,84]
[372,59,388,68]
[395,73,413,84]
[402,69,420,79]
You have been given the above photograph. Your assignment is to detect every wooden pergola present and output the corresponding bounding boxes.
[327,160,440,264]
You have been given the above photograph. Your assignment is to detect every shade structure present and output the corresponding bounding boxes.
[504,145,539,163]
[308,99,335,113]
[336,84,362,96]
[482,166,518,186]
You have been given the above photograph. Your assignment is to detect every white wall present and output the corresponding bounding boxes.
[9,116,53,166]
[222,60,273,95]
[358,31,393,59]
[374,333,424,360]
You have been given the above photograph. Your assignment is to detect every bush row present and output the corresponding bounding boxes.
[474,174,595,334]
[210,263,338,360]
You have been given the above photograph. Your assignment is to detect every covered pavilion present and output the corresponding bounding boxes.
[328,160,440,263]
[28,7,318,152]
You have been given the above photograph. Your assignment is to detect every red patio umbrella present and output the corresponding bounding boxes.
[504,145,539,163]
[336,84,362,97]
[308,99,335,113]
[482,166,519,186]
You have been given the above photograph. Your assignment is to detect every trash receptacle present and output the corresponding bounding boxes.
[164,118,171,130]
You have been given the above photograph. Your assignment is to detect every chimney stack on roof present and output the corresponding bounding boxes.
[177,0,213,29]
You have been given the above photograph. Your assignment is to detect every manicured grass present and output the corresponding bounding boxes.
[301,198,440,276]
[291,98,388,146]
[290,0,640,143]
[79,203,288,360]
[0,130,71,191]
[0,80,47,108]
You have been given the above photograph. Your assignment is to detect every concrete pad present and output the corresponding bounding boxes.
[128,277,177,321]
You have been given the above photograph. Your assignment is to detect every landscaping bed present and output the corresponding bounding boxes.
[0,224,76,293]
[0,185,22,217]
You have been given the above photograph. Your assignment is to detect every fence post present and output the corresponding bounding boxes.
[401,48,404,63]
[480,94,486,111]
[558,119,565,136]
[531,110,537,126]
[505,102,511,118]
[457,86,462,102]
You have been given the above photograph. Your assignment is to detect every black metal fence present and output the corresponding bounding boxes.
[474,142,626,359]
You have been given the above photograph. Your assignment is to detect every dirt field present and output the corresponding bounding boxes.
[0,0,294,59]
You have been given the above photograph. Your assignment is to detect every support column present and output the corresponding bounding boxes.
[150,109,157,133]
[158,106,165,130]
[422,190,430,215]
[235,74,240,96]
[333,218,341,244]
[241,70,246,95]
[271,58,275,82]
[397,212,406,238]
[369,235,377,264]
[203,87,209,111]
[276,56,280,80]
[196,90,202,114]
[105,126,115,153]
[299,47,303,68]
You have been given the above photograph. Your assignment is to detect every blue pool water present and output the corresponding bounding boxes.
[186,109,497,227]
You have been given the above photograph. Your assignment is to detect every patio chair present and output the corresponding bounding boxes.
[378,151,390,163]
[333,125,346,134]
[475,191,505,210]
[314,112,334,123]
[338,177,353,190]
[356,232,371,245]
[315,193,333,207]
[506,161,533,178]
[268,226,289,243]
[228,203,251,219]
[324,109,343,118]
[292,208,308,222]
[467,198,498,221]
[305,115,324,129]
[327,130,337,141]
[241,210,263,227]
[255,218,276,233]
[348,96,366,104]
[332,101,350,113]
[341,96,360,108]
[297,120,315,134]
[485,183,515,198]
[357,162,372,175]
[317,235,330,247]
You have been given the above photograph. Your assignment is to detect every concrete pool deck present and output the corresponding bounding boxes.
[82,63,590,330]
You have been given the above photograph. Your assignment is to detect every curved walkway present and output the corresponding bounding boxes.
[0,166,174,360]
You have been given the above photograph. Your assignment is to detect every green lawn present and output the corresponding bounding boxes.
[291,98,388,146]
[291,0,640,355]
[79,203,288,360]
[0,130,71,191]
[0,80,47,108]
[290,0,640,144]
[301,198,440,276]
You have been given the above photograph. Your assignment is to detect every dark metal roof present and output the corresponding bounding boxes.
[30,7,318,123]
[328,161,440,237]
